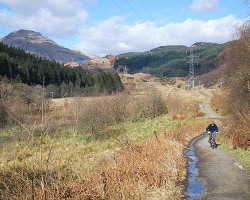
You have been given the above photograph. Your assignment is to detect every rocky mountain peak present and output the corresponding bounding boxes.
[1,29,92,63]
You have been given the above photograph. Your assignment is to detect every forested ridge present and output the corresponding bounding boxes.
[0,42,123,95]
[114,42,224,77]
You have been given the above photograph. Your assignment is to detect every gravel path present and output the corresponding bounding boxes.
[199,90,222,119]
[200,102,222,119]
[194,135,250,199]
[187,91,250,199]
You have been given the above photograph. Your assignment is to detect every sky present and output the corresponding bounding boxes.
[0,0,249,56]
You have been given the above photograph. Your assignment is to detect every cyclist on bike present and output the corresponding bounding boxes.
[206,122,218,146]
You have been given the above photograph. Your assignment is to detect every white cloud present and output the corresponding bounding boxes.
[75,15,242,56]
[190,0,218,12]
[0,0,89,36]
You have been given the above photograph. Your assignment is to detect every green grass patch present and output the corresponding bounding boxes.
[219,144,250,172]
[123,116,176,143]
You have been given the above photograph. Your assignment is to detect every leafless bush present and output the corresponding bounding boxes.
[141,87,167,119]
[67,93,129,139]
[0,101,7,127]
[0,82,52,126]
[67,87,167,140]
[166,92,184,115]
[127,87,167,120]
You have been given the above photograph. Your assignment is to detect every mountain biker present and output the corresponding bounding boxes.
[206,123,218,146]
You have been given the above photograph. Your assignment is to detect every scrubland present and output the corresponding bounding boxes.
[0,82,212,199]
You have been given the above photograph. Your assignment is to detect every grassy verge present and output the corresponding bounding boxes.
[217,133,250,172]
[220,144,250,171]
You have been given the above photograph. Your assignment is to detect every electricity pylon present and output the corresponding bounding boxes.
[124,65,128,76]
[186,45,199,91]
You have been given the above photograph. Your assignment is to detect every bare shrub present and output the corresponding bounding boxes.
[7,97,30,123]
[128,87,167,120]
[0,82,52,127]
[232,119,250,150]
[0,101,7,127]
[166,92,187,116]
[108,93,128,122]
[67,88,167,140]
[68,93,129,139]
[143,88,167,119]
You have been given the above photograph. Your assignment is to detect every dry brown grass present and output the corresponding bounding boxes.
[0,119,210,200]
[80,137,185,199]
[0,82,213,199]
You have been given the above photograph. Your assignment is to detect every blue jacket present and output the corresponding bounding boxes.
[206,123,218,133]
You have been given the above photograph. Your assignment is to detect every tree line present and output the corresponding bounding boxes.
[0,42,123,95]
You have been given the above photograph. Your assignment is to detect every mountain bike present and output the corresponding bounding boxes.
[208,132,216,149]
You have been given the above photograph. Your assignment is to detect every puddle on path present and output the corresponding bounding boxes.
[185,134,204,200]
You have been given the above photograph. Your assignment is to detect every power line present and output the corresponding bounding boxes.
[0,10,47,26]
[112,0,166,60]
[111,0,135,25]
[138,0,154,21]
[0,23,79,46]
[137,0,164,46]
[0,30,9,35]
[112,0,127,16]
[125,0,143,20]
[0,10,79,44]
[0,10,71,33]
[0,22,20,30]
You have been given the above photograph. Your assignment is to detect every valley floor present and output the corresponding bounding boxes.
[0,82,249,199]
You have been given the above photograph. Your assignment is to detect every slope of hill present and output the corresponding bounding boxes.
[0,30,92,63]
[0,42,123,95]
[114,42,224,77]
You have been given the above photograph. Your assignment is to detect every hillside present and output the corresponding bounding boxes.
[0,30,92,63]
[0,42,123,96]
[114,42,224,77]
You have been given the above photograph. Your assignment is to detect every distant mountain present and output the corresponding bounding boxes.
[114,42,224,77]
[0,29,92,63]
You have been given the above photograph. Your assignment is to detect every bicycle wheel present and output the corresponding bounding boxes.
[212,134,216,148]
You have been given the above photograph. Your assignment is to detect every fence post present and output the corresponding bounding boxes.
[154,131,158,141]
[91,125,94,136]
[163,128,166,138]
[113,157,117,165]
